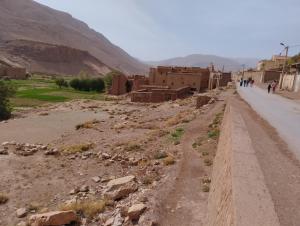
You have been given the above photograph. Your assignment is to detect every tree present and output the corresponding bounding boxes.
[103,73,113,90]
[0,81,16,120]
[69,78,105,92]
[55,78,68,88]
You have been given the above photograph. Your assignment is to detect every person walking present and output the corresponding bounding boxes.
[272,80,277,93]
[267,83,272,93]
[240,79,243,87]
[243,79,247,87]
[250,79,254,87]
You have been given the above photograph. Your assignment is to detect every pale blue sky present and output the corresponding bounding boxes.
[35,0,300,61]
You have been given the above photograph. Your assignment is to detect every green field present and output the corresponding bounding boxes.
[6,75,106,109]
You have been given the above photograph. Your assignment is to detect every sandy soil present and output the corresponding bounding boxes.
[0,91,226,226]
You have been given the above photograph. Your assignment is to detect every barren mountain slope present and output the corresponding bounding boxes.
[0,0,148,74]
[0,40,111,76]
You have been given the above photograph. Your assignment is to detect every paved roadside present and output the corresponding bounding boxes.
[238,85,300,160]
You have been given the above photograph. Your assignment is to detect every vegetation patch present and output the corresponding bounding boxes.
[0,81,16,120]
[61,143,94,155]
[153,150,168,160]
[163,156,176,166]
[202,184,210,193]
[204,159,213,166]
[60,199,105,218]
[170,127,184,144]
[0,193,9,205]
[76,119,100,130]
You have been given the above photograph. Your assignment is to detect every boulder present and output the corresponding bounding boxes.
[128,204,146,220]
[29,211,79,226]
[105,182,138,200]
[106,176,135,191]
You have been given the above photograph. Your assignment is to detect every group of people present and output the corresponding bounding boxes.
[239,78,255,87]
[267,80,278,94]
[239,77,278,94]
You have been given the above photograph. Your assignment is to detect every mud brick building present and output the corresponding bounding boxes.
[149,66,210,92]
[0,62,27,79]
[128,75,149,91]
[243,70,281,84]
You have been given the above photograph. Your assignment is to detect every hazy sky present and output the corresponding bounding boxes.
[35,0,300,61]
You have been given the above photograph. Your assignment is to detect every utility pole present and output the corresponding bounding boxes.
[279,43,289,89]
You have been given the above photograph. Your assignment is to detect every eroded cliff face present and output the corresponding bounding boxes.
[0,40,111,76]
[0,0,148,74]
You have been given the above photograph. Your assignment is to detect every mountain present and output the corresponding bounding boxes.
[0,39,111,76]
[148,54,260,72]
[0,0,148,75]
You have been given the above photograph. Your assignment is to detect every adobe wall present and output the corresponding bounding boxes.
[207,102,280,226]
[243,71,264,83]
[131,86,190,103]
[5,67,26,79]
[263,71,281,83]
[281,74,296,91]
[219,72,232,87]
[109,74,128,95]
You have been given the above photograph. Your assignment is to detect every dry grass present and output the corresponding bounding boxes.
[166,110,193,127]
[76,119,100,130]
[61,143,94,155]
[163,156,176,166]
[0,193,8,205]
[202,184,210,192]
[60,199,106,218]
[123,142,142,152]
[204,159,213,166]
[153,150,168,159]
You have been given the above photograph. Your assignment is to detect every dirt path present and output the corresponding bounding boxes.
[0,110,108,144]
[158,99,226,226]
[232,96,300,226]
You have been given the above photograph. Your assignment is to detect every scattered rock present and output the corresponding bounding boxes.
[105,182,138,201]
[0,149,8,155]
[16,221,27,226]
[92,176,101,183]
[112,212,124,226]
[107,176,136,191]
[29,211,79,226]
[128,203,146,220]
[16,208,28,218]
[79,185,89,192]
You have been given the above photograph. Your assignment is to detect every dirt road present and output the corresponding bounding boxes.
[232,95,300,226]
[238,85,300,160]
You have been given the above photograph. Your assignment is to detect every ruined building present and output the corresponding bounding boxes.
[0,59,27,79]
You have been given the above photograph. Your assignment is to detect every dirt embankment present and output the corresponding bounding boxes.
[207,98,280,226]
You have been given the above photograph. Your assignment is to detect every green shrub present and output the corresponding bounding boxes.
[0,81,15,120]
[69,78,105,92]
[55,78,68,88]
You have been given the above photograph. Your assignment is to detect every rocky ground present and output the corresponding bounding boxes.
[0,90,229,226]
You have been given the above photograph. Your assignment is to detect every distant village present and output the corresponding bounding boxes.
[1,53,300,102]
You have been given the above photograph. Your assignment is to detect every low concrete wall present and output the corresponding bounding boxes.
[207,102,280,226]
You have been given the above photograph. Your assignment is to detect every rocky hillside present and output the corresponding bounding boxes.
[0,0,148,75]
[0,40,111,76]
